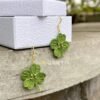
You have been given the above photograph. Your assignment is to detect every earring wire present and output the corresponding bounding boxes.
[57,17,62,33]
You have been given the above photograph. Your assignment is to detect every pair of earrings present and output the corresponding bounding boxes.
[21,17,70,90]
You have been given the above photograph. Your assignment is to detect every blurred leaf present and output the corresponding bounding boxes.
[50,39,58,50]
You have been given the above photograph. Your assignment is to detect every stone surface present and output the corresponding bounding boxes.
[73,22,100,32]
[0,23,100,100]
[33,75,100,100]
[80,75,100,100]
[33,85,82,100]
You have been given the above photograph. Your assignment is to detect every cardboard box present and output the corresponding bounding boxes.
[0,16,72,49]
[0,0,66,16]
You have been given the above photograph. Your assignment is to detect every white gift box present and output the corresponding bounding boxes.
[0,16,72,49]
[0,0,66,16]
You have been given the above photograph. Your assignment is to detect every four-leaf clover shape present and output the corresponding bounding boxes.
[50,33,69,58]
[21,64,46,90]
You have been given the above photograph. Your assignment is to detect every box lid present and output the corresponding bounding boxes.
[0,0,66,16]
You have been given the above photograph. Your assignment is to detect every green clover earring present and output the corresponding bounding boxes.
[50,17,70,58]
[21,47,46,90]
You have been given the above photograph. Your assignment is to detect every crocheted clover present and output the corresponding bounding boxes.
[21,64,46,90]
[50,33,69,58]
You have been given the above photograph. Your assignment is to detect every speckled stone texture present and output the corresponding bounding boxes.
[33,75,100,100]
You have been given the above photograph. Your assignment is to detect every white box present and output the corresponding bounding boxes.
[0,16,72,49]
[0,0,66,16]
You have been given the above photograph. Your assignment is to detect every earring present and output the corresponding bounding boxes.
[50,17,70,58]
[20,47,46,90]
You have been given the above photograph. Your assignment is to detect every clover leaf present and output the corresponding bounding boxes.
[50,33,69,58]
[30,64,40,74]
[21,64,46,90]
[21,70,31,81]
[57,33,66,43]
[50,39,58,49]
[24,79,34,90]
[54,48,63,58]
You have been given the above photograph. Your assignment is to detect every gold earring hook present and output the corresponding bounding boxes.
[32,46,35,63]
[57,17,62,33]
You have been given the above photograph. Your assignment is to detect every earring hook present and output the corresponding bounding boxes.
[57,17,62,33]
